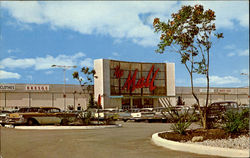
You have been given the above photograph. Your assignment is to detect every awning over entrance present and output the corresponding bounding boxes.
[109,95,168,99]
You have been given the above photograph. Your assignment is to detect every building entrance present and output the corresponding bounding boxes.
[133,98,142,108]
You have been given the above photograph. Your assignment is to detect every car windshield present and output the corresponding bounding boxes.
[28,108,40,112]
[18,108,28,113]
[0,110,11,113]
[140,109,152,112]
[46,108,61,113]
[18,108,39,113]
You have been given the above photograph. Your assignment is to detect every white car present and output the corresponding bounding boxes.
[130,108,155,121]
[0,110,11,126]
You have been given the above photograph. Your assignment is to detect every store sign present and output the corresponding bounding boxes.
[218,89,232,94]
[0,84,15,90]
[114,65,159,92]
[25,85,49,91]
[199,89,214,93]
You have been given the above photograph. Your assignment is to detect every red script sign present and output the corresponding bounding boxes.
[114,65,159,92]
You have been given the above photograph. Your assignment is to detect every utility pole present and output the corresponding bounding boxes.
[51,65,77,111]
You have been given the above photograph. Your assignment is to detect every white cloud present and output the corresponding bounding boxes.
[6,20,32,31]
[113,39,122,44]
[224,44,236,50]
[80,58,93,67]
[195,75,241,85]
[0,58,36,69]
[0,52,86,70]
[2,1,46,24]
[227,52,236,57]
[0,70,21,79]
[3,1,247,47]
[238,49,249,56]
[182,1,249,29]
[227,49,249,57]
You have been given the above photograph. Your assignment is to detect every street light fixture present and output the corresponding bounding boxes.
[51,65,77,110]
[240,73,249,76]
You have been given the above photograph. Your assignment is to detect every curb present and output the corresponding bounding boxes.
[151,131,249,158]
[5,124,122,130]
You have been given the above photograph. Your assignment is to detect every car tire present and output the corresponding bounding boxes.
[123,119,128,122]
[27,118,38,126]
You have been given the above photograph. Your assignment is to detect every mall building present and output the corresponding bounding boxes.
[0,59,249,110]
[94,59,175,109]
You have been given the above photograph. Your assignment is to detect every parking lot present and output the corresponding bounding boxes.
[0,122,216,158]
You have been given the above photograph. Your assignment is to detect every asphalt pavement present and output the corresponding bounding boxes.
[0,122,217,158]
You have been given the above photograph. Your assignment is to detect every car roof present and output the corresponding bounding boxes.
[211,101,237,104]
[40,107,60,109]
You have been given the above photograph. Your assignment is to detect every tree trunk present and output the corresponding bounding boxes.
[202,108,207,129]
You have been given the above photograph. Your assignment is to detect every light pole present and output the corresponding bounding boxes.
[240,73,249,76]
[51,65,77,111]
[240,72,250,102]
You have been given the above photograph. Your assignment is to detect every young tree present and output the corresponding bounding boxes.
[153,5,223,129]
[72,67,98,109]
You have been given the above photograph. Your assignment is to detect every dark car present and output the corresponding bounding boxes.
[207,101,239,121]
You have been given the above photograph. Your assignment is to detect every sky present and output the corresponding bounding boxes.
[0,1,249,88]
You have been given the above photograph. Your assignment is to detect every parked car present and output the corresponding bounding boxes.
[153,107,171,119]
[84,108,118,121]
[117,109,131,122]
[5,107,78,126]
[129,108,155,122]
[206,101,239,121]
[0,110,12,126]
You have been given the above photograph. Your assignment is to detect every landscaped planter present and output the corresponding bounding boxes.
[6,124,122,130]
[152,131,249,157]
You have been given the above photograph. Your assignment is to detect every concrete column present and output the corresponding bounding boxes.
[94,59,110,108]
[130,98,133,109]
[52,93,54,107]
[5,92,6,108]
[73,93,75,110]
[29,92,31,107]
[166,63,175,97]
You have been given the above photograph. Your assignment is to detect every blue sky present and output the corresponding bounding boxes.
[0,1,249,87]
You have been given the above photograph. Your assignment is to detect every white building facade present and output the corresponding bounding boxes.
[94,59,175,109]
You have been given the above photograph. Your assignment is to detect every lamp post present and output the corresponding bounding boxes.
[240,73,249,76]
[51,65,77,111]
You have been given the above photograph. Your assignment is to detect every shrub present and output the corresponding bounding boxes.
[223,109,249,133]
[170,108,196,135]
[78,111,93,125]
[171,120,192,135]
[104,115,116,125]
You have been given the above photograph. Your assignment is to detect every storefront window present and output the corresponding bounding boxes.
[144,98,153,108]
[122,98,130,110]
[133,98,142,108]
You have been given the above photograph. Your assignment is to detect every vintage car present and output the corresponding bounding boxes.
[0,110,12,126]
[129,108,155,122]
[117,109,131,122]
[206,101,239,121]
[6,107,77,126]
[93,109,119,120]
